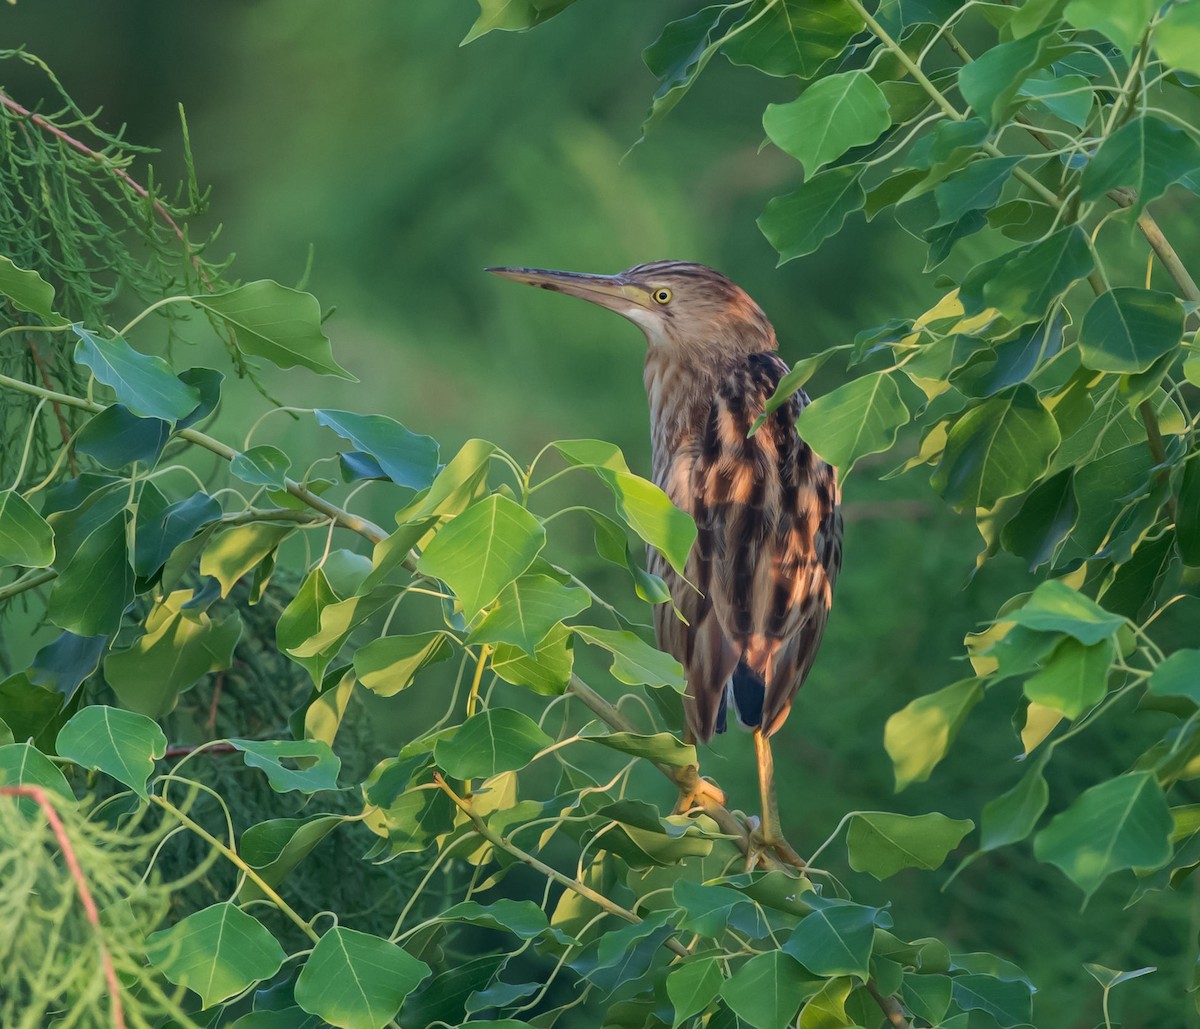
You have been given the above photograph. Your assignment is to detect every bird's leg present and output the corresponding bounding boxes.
[748,728,807,871]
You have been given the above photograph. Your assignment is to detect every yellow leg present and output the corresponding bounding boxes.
[750,729,806,870]
[672,726,727,815]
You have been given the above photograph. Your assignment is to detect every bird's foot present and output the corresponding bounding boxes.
[672,764,727,816]
[743,820,808,873]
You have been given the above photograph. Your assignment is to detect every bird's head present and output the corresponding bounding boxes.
[487,261,777,358]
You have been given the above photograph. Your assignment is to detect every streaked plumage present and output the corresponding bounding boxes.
[489,259,842,850]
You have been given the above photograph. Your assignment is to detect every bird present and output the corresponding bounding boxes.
[488,261,842,860]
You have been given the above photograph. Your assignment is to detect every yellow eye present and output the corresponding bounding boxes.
[652,287,672,304]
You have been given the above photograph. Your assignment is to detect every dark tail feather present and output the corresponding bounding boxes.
[726,660,765,730]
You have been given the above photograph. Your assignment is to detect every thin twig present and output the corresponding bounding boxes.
[0,785,126,1029]
[26,336,78,476]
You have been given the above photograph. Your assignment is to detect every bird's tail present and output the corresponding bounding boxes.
[717,659,765,733]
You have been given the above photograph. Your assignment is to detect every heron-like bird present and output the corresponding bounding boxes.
[489,261,842,858]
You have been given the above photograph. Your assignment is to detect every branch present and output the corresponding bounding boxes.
[0,785,126,1029]
[433,773,690,959]
[0,567,57,601]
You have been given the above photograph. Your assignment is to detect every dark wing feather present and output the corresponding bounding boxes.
[651,352,842,742]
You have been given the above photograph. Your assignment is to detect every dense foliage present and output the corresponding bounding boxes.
[2,1,1200,1026]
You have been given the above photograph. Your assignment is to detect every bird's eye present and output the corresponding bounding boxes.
[652,288,673,304]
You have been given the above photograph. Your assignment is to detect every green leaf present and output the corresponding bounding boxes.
[1155,1,1200,75]
[55,705,166,798]
[0,254,58,321]
[314,410,439,490]
[1024,636,1113,719]
[950,974,1033,1027]
[764,72,890,177]
[354,632,451,697]
[903,973,953,1024]
[1081,115,1200,217]
[199,522,293,597]
[930,384,1060,509]
[641,5,743,135]
[783,901,878,980]
[667,956,723,1028]
[551,440,696,576]
[1146,649,1200,704]
[462,0,577,42]
[933,157,1022,227]
[672,880,758,937]
[572,625,686,690]
[1084,963,1156,989]
[1077,287,1184,373]
[1178,457,1200,564]
[0,489,54,568]
[194,280,356,380]
[587,509,672,604]
[231,445,292,490]
[434,708,553,779]
[491,622,575,695]
[960,227,1094,325]
[1017,71,1093,127]
[723,0,863,79]
[146,902,285,1008]
[0,742,73,810]
[228,738,341,794]
[276,566,339,686]
[885,678,983,790]
[958,30,1053,126]
[1065,0,1155,55]
[759,166,865,262]
[438,899,555,939]
[47,511,134,637]
[578,722,696,767]
[980,761,1050,851]
[589,911,674,992]
[847,811,974,879]
[104,590,241,718]
[719,951,815,1029]
[75,406,170,469]
[1007,580,1125,644]
[0,674,63,751]
[1000,468,1077,569]
[752,351,838,430]
[1034,771,1173,898]
[295,927,430,1029]
[468,573,589,653]
[417,495,545,615]
[795,371,909,471]
[72,325,201,421]
[134,490,221,577]
[239,814,344,899]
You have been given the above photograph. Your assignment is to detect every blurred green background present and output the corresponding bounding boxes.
[4,2,1193,1024]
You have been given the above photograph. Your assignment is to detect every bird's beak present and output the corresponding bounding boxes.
[486,266,652,317]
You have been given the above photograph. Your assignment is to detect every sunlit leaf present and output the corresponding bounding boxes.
[462,0,577,43]
[55,705,166,798]
[1006,580,1125,644]
[1077,287,1184,373]
[764,71,890,176]
[0,742,73,810]
[578,721,696,767]
[1023,636,1112,719]
[200,522,293,597]
[418,495,545,615]
[295,927,430,1029]
[1155,1,1200,75]
[572,625,686,690]
[354,632,451,697]
[146,902,285,1008]
[847,811,974,879]
[72,325,201,421]
[930,384,1060,510]
[885,678,983,790]
[1064,0,1155,55]
[1034,771,1173,899]
[434,708,553,779]
[491,622,575,696]
[195,280,356,380]
[469,573,590,653]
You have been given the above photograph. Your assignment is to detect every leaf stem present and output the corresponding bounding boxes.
[0,566,57,601]
[151,793,319,944]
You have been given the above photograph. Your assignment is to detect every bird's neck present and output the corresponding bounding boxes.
[642,351,723,484]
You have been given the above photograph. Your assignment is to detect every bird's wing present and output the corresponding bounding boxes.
[686,352,842,739]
